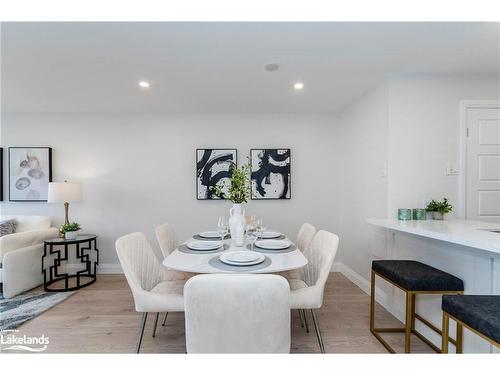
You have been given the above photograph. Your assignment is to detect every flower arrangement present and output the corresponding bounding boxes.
[210,162,251,204]
[426,198,453,214]
[426,198,453,220]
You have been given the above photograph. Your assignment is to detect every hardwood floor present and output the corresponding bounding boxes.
[10,273,434,353]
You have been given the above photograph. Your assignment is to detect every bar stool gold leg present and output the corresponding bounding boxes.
[405,292,413,353]
[370,271,375,332]
[456,321,463,354]
[442,313,449,354]
[411,293,416,331]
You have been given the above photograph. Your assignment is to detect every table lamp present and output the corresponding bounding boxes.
[48,181,82,225]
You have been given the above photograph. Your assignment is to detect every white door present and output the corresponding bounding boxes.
[466,107,500,222]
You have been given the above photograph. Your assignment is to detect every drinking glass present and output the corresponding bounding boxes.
[217,216,228,243]
[248,215,257,227]
[256,218,265,238]
[246,225,258,251]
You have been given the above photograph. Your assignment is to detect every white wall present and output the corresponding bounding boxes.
[336,84,390,279]
[336,73,500,283]
[0,114,341,267]
[387,75,500,217]
[330,74,500,353]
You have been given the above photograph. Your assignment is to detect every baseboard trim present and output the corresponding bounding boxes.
[98,263,123,274]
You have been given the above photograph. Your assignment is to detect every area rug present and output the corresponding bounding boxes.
[0,290,74,331]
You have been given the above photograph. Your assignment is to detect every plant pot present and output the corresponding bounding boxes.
[432,212,444,220]
[65,230,79,240]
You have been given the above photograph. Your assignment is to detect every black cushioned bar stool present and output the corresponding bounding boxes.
[370,260,464,353]
[442,295,500,353]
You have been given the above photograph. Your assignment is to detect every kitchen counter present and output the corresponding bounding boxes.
[367,218,500,255]
[366,218,500,353]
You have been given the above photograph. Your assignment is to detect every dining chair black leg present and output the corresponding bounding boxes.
[152,312,160,337]
[311,309,325,353]
[298,309,305,328]
[302,309,310,333]
[162,312,168,326]
[136,312,148,354]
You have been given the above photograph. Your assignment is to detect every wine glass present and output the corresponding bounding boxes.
[247,215,257,227]
[246,225,258,251]
[217,216,228,244]
[256,218,265,239]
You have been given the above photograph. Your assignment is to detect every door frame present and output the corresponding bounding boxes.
[459,100,500,219]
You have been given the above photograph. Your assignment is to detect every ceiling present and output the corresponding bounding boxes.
[1,22,499,113]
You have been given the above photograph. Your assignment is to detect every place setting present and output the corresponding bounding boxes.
[245,222,295,253]
[192,231,231,241]
[210,249,271,271]
[178,240,228,254]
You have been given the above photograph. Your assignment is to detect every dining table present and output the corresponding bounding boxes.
[162,232,308,274]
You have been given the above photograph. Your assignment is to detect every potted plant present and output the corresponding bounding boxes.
[426,198,453,220]
[211,162,251,246]
[61,222,81,240]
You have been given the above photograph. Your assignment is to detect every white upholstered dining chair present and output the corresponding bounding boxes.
[284,223,316,330]
[154,222,178,258]
[115,232,187,353]
[155,222,193,327]
[296,222,316,252]
[287,230,339,353]
[184,274,291,353]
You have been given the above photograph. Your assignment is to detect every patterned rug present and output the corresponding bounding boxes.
[0,290,74,331]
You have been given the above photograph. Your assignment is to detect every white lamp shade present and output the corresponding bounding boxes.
[48,182,81,203]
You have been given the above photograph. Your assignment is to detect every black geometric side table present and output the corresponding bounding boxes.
[42,235,99,292]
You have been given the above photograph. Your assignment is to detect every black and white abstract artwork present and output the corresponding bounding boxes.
[9,147,52,202]
[196,149,237,200]
[251,149,291,200]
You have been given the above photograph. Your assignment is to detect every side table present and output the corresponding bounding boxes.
[42,234,99,292]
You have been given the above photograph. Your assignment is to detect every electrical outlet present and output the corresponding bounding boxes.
[446,162,460,176]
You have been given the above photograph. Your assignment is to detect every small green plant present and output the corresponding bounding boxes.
[210,162,251,204]
[426,198,453,214]
[61,222,81,233]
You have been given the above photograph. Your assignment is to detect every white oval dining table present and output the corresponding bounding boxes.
[162,236,308,274]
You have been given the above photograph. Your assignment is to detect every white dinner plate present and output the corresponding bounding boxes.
[255,239,291,250]
[199,231,222,239]
[186,241,223,251]
[260,231,282,239]
[219,251,265,266]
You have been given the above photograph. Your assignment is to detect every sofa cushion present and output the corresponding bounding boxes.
[0,219,17,237]
[372,260,464,292]
[442,295,500,345]
[0,216,51,232]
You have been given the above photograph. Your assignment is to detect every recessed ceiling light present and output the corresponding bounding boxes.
[293,82,304,90]
[138,81,150,88]
[265,63,280,72]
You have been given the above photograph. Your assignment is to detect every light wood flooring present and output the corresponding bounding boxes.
[8,273,434,353]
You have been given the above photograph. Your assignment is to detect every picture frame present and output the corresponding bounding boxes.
[250,148,291,200]
[9,147,53,202]
[196,148,237,200]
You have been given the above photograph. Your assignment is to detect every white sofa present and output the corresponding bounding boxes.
[0,215,59,298]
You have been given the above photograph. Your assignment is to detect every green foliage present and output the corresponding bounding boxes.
[426,198,453,214]
[61,222,81,233]
[210,162,251,204]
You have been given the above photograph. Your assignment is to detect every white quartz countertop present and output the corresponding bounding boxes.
[367,218,500,255]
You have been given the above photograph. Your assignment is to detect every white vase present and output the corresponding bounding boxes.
[229,203,246,247]
[65,230,78,240]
